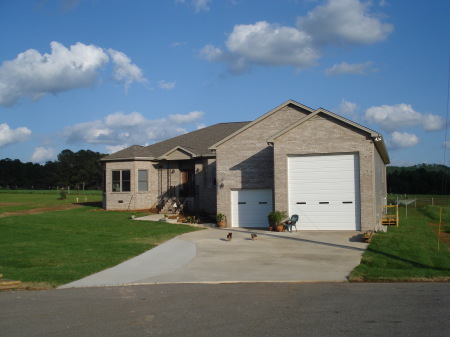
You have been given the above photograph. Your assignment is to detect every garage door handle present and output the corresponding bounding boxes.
[296,202,306,204]
[319,202,329,204]
[342,201,353,204]
[259,202,267,204]
[238,202,246,204]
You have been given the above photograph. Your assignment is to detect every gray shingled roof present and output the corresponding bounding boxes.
[102,122,250,161]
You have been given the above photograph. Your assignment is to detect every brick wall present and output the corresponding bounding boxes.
[215,104,309,226]
[373,147,387,226]
[103,158,217,214]
[103,160,158,211]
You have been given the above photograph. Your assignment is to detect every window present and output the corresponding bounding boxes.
[138,170,148,191]
[112,170,131,192]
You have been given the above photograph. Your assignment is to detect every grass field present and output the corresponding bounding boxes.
[1,191,449,288]
[349,205,450,281]
[0,191,201,288]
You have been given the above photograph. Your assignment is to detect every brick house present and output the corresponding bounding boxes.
[102,100,389,231]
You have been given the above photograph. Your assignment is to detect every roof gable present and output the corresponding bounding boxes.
[209,100,314,150]
[267,107,390,164]
[159,146,197,160]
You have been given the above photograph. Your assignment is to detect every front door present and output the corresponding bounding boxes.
[180,169,195,197]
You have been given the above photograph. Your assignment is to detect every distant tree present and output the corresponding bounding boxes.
[387,164,450,195]
[0,149,106,190]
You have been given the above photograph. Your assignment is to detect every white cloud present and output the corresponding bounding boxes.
[176,0,212,12]
[201,0,392,73]
[225,21,319,71]
[193,0,212,12]
[171,41,187,48]
[364,103,445,132]
[325,61,373,75]
[0,123,32,147]
[30,147,56,163]
[422,114,446,131]
[390,131,419,149]
[0,42,146,107]
[158,80,176,90]
[107,49,146,91]
[201,45,224,61]
[336,99,358,116]
[201,21,319,73]
[0,42,108,106]
[297,0,393,46]
[61,110,205,148]
[106,144,127,154]
[104,111,147,127]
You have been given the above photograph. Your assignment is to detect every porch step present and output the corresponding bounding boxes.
[159,197,184,214]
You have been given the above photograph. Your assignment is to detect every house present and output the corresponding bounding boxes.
[101,99,389,231]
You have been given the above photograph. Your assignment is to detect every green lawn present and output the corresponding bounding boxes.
[2,191,449,288]
[0,192,201,288]
[350,206,450,281]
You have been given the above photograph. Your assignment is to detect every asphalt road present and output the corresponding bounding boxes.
[1,283,449,337]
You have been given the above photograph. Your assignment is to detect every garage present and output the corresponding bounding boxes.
[231,189,273,227]
[288,153,361,230]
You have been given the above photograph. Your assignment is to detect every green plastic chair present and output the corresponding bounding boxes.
[284,214,299,232]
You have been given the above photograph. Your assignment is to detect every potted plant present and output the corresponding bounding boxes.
[216,213,227,228]
[267,210,288,232]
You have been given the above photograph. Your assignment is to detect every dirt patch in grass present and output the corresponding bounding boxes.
[0,282,54,292]
[0,203,80,218]
[429,223,450,248]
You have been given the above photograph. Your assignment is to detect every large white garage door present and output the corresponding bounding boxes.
[231,189,273,227]
[288,154,360,230]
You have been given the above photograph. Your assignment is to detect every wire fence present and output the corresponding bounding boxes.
[388,194,450,207]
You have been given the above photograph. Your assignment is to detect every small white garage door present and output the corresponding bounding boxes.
[288,154,360,230]
[231,189,273,227]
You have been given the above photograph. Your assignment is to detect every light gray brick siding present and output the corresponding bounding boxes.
[215,105,309,226]
[272,114,379,231]
[103,158,217,214]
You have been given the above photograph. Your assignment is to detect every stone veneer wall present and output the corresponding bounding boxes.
[215,104,309,226]
[273,114,376,231]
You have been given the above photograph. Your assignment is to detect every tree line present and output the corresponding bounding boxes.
[387,164,450,195]
[0,149,106,190]
[1,152,449,194]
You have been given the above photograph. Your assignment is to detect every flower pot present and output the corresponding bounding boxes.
[275,223,285,232]
[217,221,227,228]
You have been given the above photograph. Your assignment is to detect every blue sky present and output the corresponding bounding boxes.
[1,0,449,166]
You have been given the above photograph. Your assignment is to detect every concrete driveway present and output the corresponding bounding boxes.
[60,226,368,288]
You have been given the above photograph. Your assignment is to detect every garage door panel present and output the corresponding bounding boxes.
[231,189,273,228]
[288,154,360,231]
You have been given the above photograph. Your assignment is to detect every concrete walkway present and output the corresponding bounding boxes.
[60,218,368,288]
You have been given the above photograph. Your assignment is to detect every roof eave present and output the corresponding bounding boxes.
[373,136,390,165]
[101,156,156,162]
